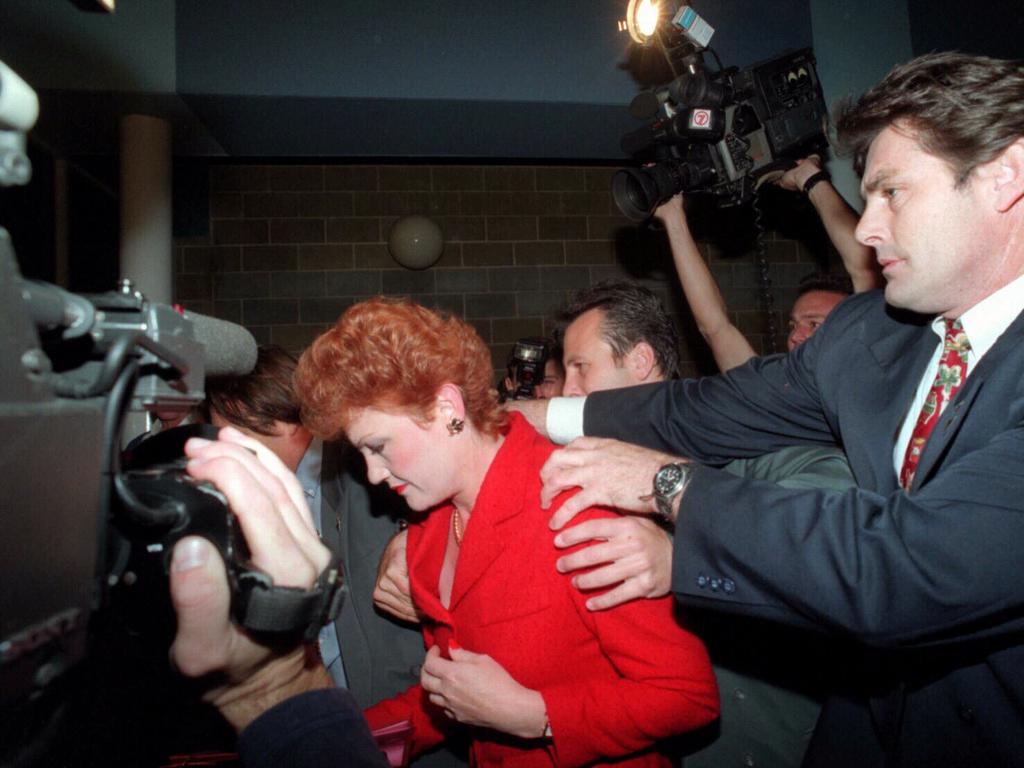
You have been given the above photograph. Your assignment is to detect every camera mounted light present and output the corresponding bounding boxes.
[622,0,665,45]
[620,2,714,49]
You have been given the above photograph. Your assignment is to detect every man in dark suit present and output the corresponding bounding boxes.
[518,52,1024,767]
[206,346,465,766]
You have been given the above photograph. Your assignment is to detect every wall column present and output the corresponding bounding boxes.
[119,114,172,303]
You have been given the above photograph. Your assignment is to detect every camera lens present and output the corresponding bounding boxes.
[612,168,659,222]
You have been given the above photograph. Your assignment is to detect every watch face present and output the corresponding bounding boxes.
[654,464,684,494]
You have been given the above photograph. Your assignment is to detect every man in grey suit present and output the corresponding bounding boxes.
[205,345,465,766]
[519,53,1024,767]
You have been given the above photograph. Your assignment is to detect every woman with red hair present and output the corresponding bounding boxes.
[295,297,718,768]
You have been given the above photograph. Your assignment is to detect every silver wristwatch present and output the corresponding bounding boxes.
[648,462,691,522]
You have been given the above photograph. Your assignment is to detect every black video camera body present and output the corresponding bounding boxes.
[1,228,341,741]
[613,47,829,220]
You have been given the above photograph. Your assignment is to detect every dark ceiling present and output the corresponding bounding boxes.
[1,0,815,160]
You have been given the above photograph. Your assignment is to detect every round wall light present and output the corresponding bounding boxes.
[388,215,444,270]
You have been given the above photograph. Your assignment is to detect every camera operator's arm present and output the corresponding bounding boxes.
[775,156,882,293]
[170,427,385,767]
[654,195,757,371]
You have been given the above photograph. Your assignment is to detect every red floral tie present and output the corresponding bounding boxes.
[899,318,971,489]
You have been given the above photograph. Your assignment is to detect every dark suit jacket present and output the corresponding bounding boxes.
[318,442,467,768]
[238,689,387,768]
[584,291,1024,768]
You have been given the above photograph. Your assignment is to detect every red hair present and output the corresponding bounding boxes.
[295,297,506,440]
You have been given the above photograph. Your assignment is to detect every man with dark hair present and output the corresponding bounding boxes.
[838,51,1024,183]
[786,273,853,350]
[549,279,852,768]
[555,280,680,395]
[519,52,1024,767]
[202,346,311,470]
[205,346,465,768]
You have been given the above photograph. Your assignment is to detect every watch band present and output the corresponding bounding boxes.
[648,462,691,523]
[233,552,347,642]
[801,169,831,196]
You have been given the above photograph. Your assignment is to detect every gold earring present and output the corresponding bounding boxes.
[446,417,465,436]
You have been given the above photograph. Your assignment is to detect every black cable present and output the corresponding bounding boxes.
[751,187,778,354]
[45,334,138,399]
[100,349,180,529]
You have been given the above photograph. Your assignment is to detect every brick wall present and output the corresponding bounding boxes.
[174,163,835,380]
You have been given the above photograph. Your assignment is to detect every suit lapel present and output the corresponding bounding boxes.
[407,512,451,623]
[852,313,936,494]
[447,507,516,613]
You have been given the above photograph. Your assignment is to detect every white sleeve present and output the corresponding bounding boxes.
[546,396,587,445]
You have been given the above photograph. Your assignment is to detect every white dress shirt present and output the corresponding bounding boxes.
[892,273,1024,475]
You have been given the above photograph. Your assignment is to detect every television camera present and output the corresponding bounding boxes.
[0,60,341,767]
[613,3,830,220]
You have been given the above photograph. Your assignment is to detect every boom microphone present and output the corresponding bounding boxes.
[182,310,258,377]
[20,278,258,381]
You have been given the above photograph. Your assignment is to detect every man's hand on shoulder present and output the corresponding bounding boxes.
[540,436,685,528]
[554,516,673,611]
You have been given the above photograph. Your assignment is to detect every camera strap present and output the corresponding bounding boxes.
[233,553,346,643]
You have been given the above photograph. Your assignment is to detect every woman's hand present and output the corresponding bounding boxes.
[420,646,548,740]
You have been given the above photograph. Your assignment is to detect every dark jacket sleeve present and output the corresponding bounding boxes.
[583,293,1024,650]
[238,688,387,768]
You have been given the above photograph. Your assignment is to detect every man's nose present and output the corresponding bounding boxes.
[855,199,886,246]
[562,376,585,397]
[788,326,809,350]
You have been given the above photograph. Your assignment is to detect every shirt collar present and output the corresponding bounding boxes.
[932,272,1024,362]
[295,437,323,499]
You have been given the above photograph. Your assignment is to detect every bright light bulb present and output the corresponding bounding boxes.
[624,0,662,44]
[636,0,660,37]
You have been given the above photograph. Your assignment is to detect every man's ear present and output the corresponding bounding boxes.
[434,382,466,424]
[985,138,1024,213]
[625,341,658,382]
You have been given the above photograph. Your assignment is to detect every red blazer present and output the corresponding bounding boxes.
[365,414,718,767]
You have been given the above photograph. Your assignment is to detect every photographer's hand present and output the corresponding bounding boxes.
[169,426,333,732]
